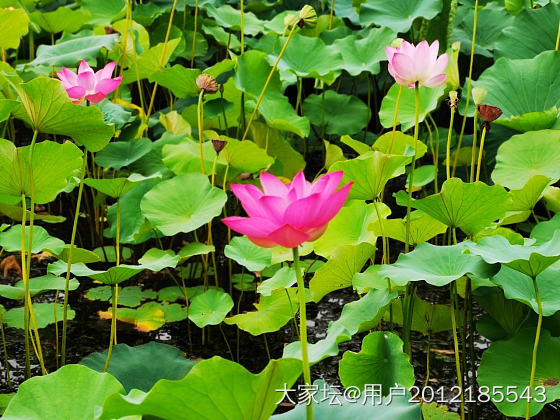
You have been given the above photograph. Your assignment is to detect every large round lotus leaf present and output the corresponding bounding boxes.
[95,138,153,170]
[330,151,410,200]
[370,210,448,247]
[225,288,297,335]
[140,173,227,236]
[0,275,79,300]
[0,225,65,254]
[378,242,493,287]
[0,139,83,204]
[531,212,560,244]
[85,285,156,307]
[80,342,196,392]
[3,364,124,420]
[478,329,560,417]
[379,83,446,131]
[503,175,551,225]
[339,332,414,395]
[273,381,421,420]
[188,288,234,328]
[313,200,389,258]
[205,4,264,35]
[491,130,560,189]
[495,3,560,59]
[283,289,396,364]
[465,232,560,278]
[359,0,442,33]
[332,26,396,76]
[303,90,369,135]
[99,302,187,332]
[234,50,309,137]
[3,303,74,329]
[396,178,509,236]
[97,357,301,420]
[5,76,114,152]
[224,236,272,272]
[453,2,514,58]
[122,38,181,84]
[473,51,560,132]
[492,265,560,316]
[81,0,126,25]
[30,7,91,34]
[256,266,298,296]
[0,8,29,50]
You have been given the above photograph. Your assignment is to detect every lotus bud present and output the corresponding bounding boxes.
[211,139,227,155]
[472,87,487,106]
[298,5,317,28]
[196,74,218,94]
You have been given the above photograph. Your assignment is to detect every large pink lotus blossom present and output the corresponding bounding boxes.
[56,60,122,104]
[223,171,352,249]
[386,40,449,89]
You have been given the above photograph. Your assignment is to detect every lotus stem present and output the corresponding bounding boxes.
[453,0,478,177]
[404,84,420,252]
[240,0,245,54]
[469,107,479,182]
[0,312,11,387]
[197,90,206,173]
[475,125,487,182]
[104,284,118,372]
[556,21,560,51]
[293,246,313,420]
[115,0,132,97]
[388,85,404,154]
[447,0,459,49]
[61,155,87,366]
[526,276,543,420]
[241,22,298,141]
[329,0,335,29]
[450,280,465,420]
[191,0,199,67]
[446,106,455,180]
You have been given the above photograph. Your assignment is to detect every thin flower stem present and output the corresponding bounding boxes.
[450,280,465,420]
[453,0,478,177]
[446,106,456,180]
[292,247,313,420]
[526,276,543,420]
[556,21,560,51]
[61,155,87,366]
[329,0,335,29]
[373,200,391,327]
[191,0,199,67]
[388,85,404,154]
[241,23,298,141]
[469,108,478,182]
[115,0,132,97]
[475,125,487,182]
[0,313,11,387]
[427,114,440,193]
[240,0,245,54]
[20,193,30,378]
[197,90,206,173]
[405,85,420,252]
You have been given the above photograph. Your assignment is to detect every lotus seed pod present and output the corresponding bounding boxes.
[472,87,487,105]
[196,74,218,94]
[211,139,227,154]
[390,38,404,48]
[299,5,317,28]
[284,13,298,28]
[448,91,458,108]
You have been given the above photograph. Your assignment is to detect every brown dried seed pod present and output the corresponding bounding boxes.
[211,139,227,154]
[196,74,218,94]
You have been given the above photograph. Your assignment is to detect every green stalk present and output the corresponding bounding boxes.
[191,0,199,67]
[388,85,404,154]
[104,200,121,370]
[556,21,560,51]
[329,0,335,29]
[240,0,245,54]
[61,155,87,366]
[526,276,543,420]
[446,106,456,180]
[475,125,487,182]
[197,89,206,174]
[450,281,465,420]
[453,0,478,177]
[469,107,478,182]
[293,247,313,420]
[241,22,298,141]
[0,312,11,387]
[404,85,420,252]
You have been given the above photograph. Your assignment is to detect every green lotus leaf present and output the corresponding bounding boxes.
[505,0,531,15]
[84,173,155,198]
[359,0,442,33]
[478,329,560,417]
[6,76,114,151]
[29,34,118,67]
[330,151,410,200]
[543,186,560,214]
[85,286,157,308]
[138,248,179,271]
[204,4,264,35]
[379,83,446,131]
[81,342,196,392]
[495,3,560,59]
[0,275,79,300]
[234,50,309,137]
[140,173,227,236]
[310,243,374,302]
[56,245,101,263]
[3,303,75,329]
[92,246,133,263]
[188,288,234,328]
[473,51,560,132]
[378,242,493,287]
[150,65,201,98]
[221,137,274,174]
[98,357,301,420]
[0,8,29,50]
[339,332,415,395]
[95,138,152,170]
[502,175,551,225]
[81,0,126,25]
[3,364,124,419]
[87,265,145,285]
[178,242,215,261]
[313,200,389,258]
[257,266,299,296]
[283,289,396,363]
[225,288,297,335]
[0,139,83,204]
[421,402,460,419]
[162,138,225,175]
[30,6,91,34]
[465,231,560,277]
[396,177,510,236]
[531,212,560,244]
[0,225,65,254]
[0,202,65,224]
[303,90,369,135]
[101,302,187,332]
[122,39,181,84]
[332,26,396,76]
[224,236,272,272]
[491,130,560,189]
[370,210,448,246]
[373,131,428,159]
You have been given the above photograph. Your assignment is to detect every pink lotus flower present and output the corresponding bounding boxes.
[56,60,122,104]
[386,40,449,89]
[223,171,352,249]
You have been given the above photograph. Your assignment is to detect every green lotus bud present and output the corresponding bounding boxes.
[299,5,317,28]
[472,87,487,105]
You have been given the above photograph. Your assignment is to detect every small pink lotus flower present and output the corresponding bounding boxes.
[386,40,449,89]
[56,60,122,104]
[222,171,352,249]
